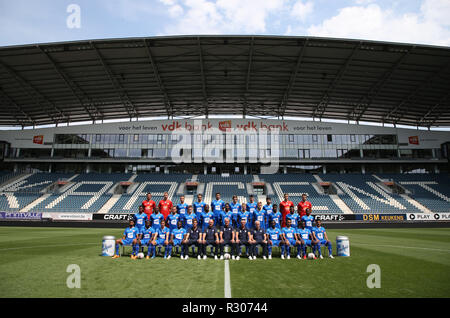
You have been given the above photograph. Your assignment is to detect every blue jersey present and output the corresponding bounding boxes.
[266,227,281,241]
[282,227,296,241]
[171,228,187,241]
[183,213,197,230]
[220,211,234,227]
[167,213,180,231]
[238,211,252,229]
[150,213,164,230]
[262,204,273,227]
[211,199,225,217]
[297,228,312,241]
[253,209,266,230]
[123,226,139,240]
[269,211,282,229]
[140,226,154,241]
[133,213,148,229]
[201,211,215,230]
[193,201,207,219]
[246,202,257,214]
[312,226,326,241]
[286,213,300,228]
[230,203,242,223]
[301,215,315,230]
[156,227,170,241]
[176,203,188,217]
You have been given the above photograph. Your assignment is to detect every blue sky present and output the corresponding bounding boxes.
[0,0,449,47]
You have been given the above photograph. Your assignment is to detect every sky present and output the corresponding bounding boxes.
[0,0,449,47]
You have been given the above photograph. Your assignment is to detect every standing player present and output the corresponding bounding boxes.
[150,219,170,259]
[229,195,242,228]
[183,205,197,231]
[269,204,282,229]
[246,195,257,215]
[220,203,234,228]
[286,205,300,228]
[234,219,252,260]
[312,219,334,259]
[158,192,173,220]
[201,219,220,259]
[176,195,188,218]
[252,202,266,231]
[262,197,273,229]
[219,218,235,260]
[184,219,202,260]
[133,205,148,234]
[279,193,294,227]
[169,220,187,259]
[211,192,225,226]
[281,219,298,259]
[297,220,318,259]
[249,220,267,260]
[167,206,180,231]
[238,203,252,230]
[301,208,315,231]
[297,193,312,219]
[112,219,140,259]
[142,192,156,218]
[193,194,207,221]
[138,220,154,259]
[266,220,283,259]
[200,204,214,231]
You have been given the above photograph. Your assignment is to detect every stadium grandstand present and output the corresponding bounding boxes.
[0,35,449,218]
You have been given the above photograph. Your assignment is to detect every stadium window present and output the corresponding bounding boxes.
[95,134,101,142]
[133,134,139,142]
[312,134,318,143]
[119,134,124,143]
[350,134,356,143]
[327,134,333,142]
[288,134,294,142]
[157,134,163,142]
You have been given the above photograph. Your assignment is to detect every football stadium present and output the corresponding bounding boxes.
[0,35,449,300]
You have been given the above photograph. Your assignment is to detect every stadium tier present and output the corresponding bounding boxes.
[0,172,449,214]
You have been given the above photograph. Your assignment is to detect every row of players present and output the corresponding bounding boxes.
[140,192,312,228]
[134,193,313,232]
[112,216,334,260]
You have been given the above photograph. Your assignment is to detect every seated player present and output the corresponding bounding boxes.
[138,220,154,259]
[297,220,318,259]
[184,218,202,260]
[301,208,315,231]
[200,204,214,232]
[219,217,235,260]
[150,219,170,259]
[169,220,188,259]
[183,205,197,231]
[112,219,140,259]
[167,206,180,232]
[252,202,266,231]
[249,220,267,260]
[211,192,225,226]
[281,219,299,260]
[269,204,282,229]
[238,203,252,230]
[234,219,252,260]
[201,219,220,259]
[220,203,234,228]
[285,205,300,228]
[312,219,334,259]
[133,205,148,234]
[266,220,283,259]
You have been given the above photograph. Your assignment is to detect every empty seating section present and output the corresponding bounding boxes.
[319,174,424,213]
[0,172,448,213]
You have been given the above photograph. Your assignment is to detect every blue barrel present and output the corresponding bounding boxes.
[101,236,116,256]
[336,236,350,257]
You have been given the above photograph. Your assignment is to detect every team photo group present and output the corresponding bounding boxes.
[113,191,334,261]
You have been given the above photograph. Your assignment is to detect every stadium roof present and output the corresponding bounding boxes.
[0,35,449,128]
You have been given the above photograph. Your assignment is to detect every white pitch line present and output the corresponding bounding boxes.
[0,242,98,251]
[224,259,232,298]
[353,243,450,253]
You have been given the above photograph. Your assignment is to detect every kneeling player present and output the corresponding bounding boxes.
[281,219,300,259]
[112,219,140,259]
[312,219,334,259]
[266,220,282,259]
[139,220,154,259]
[296,221,318,259]
[169,220,187,259]
[150,220,170,259]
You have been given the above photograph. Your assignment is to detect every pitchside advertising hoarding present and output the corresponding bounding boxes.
[0,212,42,220]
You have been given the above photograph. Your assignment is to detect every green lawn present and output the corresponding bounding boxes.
[0,226,449,298]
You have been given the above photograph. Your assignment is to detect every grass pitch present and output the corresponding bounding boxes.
[0,226,449,298]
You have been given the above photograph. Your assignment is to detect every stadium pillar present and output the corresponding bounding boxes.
[283,166,287,174]
[323,165,326,174]
[86,164,91,173]
[244,165,247,174]
[204,165,207,175]
[361,165,365,174]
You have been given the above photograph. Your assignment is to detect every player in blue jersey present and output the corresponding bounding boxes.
[229,195,242,228]
[211,192,225,225]
[150,219,171,259]
[112,219,140,259]
[200,204,214,231]
[220,203,234,228]
[297,220,318,259]
[262,197,273,228]
[246,195,257,215]
[133,205,148,233]
[252,202,266,230]
[301,208,315,231]
[138,220,154,259]
[169,220,188,259]
[176,195,188,218]
[238,203,252,230]
[193,194,207,220]
[167,206,180,231]
[281,219,300,259]
[269,204,282,229]
[285,205,300,228]
[312,219,334,259]
[266,220,283,259]
[183,205,197,231]
[150,207,164,231]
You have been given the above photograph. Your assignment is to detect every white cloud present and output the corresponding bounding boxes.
[291,0,314,21]
[307,1,450,46]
